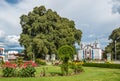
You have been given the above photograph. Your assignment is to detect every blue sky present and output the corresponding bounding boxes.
[0,0,120,49]
[5,0,20,4]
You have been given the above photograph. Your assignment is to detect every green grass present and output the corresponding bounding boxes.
[0,66,120,81]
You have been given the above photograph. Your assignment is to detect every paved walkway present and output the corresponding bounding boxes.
[113,61,120,64]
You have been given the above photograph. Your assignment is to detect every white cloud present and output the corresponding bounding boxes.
[88,34,95,38]
[112,0,120,14]
[0,34,20,47]
[5,35,19,44]
[0,30,5,38]
[0,0,120,49]
[0,42,5,47]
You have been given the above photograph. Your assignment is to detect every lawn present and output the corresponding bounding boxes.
[0,66,120,81]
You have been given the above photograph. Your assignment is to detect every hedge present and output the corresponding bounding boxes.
[83,63,120,69]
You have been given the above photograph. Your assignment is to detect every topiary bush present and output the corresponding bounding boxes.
[58,45,75,75]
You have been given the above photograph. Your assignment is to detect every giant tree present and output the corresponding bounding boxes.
[19,6,82,59]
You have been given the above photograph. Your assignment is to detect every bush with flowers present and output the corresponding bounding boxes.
[69,61,84,74]
[105,61,112,64]
[2,61,37,77]
[2,62,17,77]
[18,61,37,77]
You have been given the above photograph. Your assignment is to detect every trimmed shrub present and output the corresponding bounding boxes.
[58,45,75,75]
[35,59,46,65]
[83,63,120,69]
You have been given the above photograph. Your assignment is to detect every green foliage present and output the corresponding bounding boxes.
[58,45,75,75]
[0,66,120,81]
[58,45,75,62]
[60,63,69,75]
[2,62,17,77]
[18,66,36,77]
[17,57,23,66]
[109,27,120,40]
[69,62,84,74]
[40,67,48,77]
[2,61,36,77]
[19,5,82,59]
[83,63,120,69]
[105,61,112,64]
[35,59,46,65]
[2,67,15,77]
[105,27,120,60]
[0,60,4,66]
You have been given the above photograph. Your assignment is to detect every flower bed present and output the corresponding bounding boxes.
[2,61,37,77]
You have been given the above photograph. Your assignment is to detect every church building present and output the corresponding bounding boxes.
[78,40,102,60]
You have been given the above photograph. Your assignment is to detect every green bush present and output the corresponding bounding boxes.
[3,67,15,77]
[83,63,120,69]
[2,61,37,77]
[40,67,48,77]
[17,57,23,66]
[58,45,75,61]
[2,62,17,77]
[58,45,75,76]
[35,59,46,65]
[0,60,4,65]
[60,63,69,76]
[19,66,36,77]
[69,62,84,74]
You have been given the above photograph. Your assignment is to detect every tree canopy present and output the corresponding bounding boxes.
[104,27,120,60]
[19,5,82,59]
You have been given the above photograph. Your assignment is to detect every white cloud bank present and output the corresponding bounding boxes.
[0,0,120,49]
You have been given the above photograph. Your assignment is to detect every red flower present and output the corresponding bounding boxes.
[12,64,17,68]
[18,61,37,68]
[2,62,17,69]
[32,62,37,67]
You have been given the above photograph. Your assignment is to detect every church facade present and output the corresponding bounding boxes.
[78,40,102,60]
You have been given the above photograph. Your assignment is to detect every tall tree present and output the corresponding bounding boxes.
[104,27,120,60]
[19,6,82,59]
